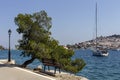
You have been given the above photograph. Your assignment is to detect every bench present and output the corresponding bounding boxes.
[42,58,61,74]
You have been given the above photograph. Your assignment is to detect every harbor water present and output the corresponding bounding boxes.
[73,49,120,80]
[0,49,120,80]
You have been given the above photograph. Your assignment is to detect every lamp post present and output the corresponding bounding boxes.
[8,29,12,62]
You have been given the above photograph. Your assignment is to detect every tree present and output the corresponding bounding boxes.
[15,10,52,67]
[0,45,5,50]
[15,10,86,73]
[47,43,86,74]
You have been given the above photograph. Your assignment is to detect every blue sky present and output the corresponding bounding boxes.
[0,0,120,49]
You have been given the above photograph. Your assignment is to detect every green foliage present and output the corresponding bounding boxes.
[70,59,86,73]
[15,10,52,67]
[15,10,52,59]
[49,45,86,74]
[0,45,5,50]
[15,10,86,73]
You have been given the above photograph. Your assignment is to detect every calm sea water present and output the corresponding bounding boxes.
[73,49,120,80]
[0,49,120,80]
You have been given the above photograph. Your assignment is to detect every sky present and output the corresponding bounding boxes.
[0,0,120,49]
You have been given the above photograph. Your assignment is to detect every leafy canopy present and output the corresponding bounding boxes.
[15,10,86,73]
[15,10,52,59]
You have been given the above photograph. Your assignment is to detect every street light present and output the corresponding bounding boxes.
[8,29,12,62]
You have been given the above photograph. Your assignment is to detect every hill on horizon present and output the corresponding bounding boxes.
[67,34,120,49]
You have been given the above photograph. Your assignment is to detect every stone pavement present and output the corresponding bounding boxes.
[0,59,55,80]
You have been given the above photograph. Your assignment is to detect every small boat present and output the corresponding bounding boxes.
[93,48,109,57]
[92,3,109,57]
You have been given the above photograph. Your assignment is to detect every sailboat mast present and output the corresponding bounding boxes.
[95,2,97,49]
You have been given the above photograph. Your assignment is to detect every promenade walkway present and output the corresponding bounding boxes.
[0,60,55,80]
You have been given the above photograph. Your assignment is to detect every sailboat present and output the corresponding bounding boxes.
[92,3,109,57]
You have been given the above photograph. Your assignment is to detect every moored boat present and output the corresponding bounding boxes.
[92,2,109,57]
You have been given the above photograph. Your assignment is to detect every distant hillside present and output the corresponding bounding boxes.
[107,34,120,38]
[67,34,120,50]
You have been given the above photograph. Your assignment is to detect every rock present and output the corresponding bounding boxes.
[55,73,88,80]
[37,65,42,69]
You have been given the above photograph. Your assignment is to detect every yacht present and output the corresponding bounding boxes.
[92,3,109,57]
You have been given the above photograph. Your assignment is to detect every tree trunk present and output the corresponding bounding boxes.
[21,57,35,68]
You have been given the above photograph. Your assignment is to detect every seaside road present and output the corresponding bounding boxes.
[0,64,55,80]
